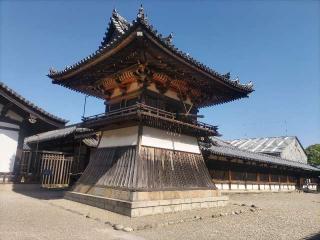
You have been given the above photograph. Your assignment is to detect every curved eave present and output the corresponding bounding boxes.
[0,81,68,126]
[48,22,141,82]
[49,19,254,106]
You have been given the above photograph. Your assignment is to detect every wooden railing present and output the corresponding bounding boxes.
[82,103,217,133]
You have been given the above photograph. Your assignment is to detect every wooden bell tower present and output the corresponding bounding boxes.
[48,6,253,216]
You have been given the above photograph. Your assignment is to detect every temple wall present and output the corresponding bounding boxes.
[206,158,308,193]
[215,182,297,192]
[0,122,19,172]
[99,126,138,148]
[141,126,200,154]
[98,126,201,154]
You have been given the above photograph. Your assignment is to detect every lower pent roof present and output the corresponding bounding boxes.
[24,126,92,144]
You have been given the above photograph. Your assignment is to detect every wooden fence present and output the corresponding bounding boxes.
[40,152,73,188]
[20,150,73,188]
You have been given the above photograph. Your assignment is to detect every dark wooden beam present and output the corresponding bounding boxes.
[0,102,13,116]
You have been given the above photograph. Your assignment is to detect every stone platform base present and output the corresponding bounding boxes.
[65,190,228,217]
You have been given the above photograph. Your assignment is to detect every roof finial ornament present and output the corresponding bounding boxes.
[49,67,58,75]
[222,72,231,79]
[163,32,174,44]
[112,8,121,19]
[247,81,253,88]
[137,4,147,23]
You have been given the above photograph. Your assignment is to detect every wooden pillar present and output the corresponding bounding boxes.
[268,170,271,190]
[228,160,231,191]
[244,161,247,191]
[245,171,247,191]
[257,171,260,190]
[13,122,25,182]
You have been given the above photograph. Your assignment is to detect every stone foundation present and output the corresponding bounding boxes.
[65,189,228,217]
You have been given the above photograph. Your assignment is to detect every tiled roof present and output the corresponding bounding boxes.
[0,81,68,124]
[82,137,98,147]
[228,136,298,154]
[48,6,254,93]
[205,144,319,172]
[24,126,92,144]
[99,9,130,48]
[206,137,318,172]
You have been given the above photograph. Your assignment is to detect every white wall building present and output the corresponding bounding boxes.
[0,81,67,182]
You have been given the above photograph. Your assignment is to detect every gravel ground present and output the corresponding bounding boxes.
[138,192,320,240]
[1,186,319,240]
[0,186,144,240]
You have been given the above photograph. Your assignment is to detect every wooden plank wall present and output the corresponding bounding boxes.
[75,145,215,192]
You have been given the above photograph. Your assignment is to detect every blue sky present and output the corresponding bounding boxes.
[1,0,319,147]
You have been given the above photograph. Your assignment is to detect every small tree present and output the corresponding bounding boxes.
[305,144,320,166]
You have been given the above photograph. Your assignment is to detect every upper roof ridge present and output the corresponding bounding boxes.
[99,9,130,49]
[137,4,148,23]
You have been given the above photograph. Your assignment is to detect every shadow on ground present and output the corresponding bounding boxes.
[12,184,66,200]
[303,232,320,240]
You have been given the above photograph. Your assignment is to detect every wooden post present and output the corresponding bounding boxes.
[268,170,271,190]
[257,171,260,190]
[228,162,232,191]
[245,170,247,191]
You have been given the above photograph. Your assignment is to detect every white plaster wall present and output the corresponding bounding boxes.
[303,184,317,190]
[141,126,200,154]
[222,184,229,190]
[98,126,138,148]
[230,184,238,190]
[0,122,19,172]
[217,182,298,192]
